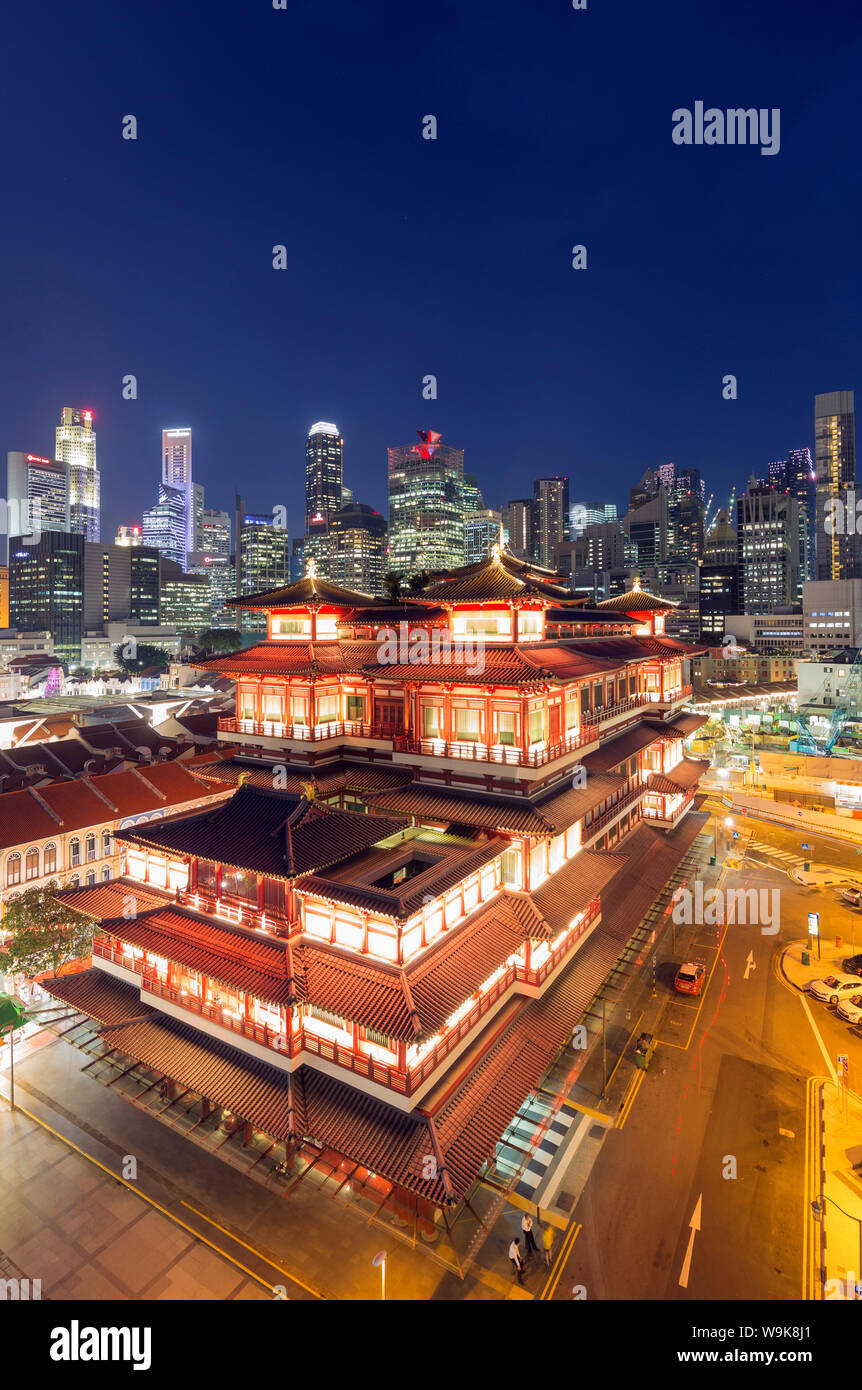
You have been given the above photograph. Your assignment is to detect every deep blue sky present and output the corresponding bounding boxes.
[2,0,861,544]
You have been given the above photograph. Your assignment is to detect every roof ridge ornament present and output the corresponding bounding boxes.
[305,557,318,580]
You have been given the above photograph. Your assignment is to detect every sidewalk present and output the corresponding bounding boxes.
[780,938,856,992]
[819,1081,862,1300]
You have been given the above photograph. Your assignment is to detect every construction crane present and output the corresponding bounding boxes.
[791,647,862,755]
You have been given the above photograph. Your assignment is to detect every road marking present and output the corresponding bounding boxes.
[779,1127,795,1139]
[798,993,838,1084]
[744,951,756,980]
[678,1194,702,1289]
[5,1102,290,1298]
[559,1097,613,1125]
[180,1201,324,1298]
[540,1220,581,1300]
[616,1070,646,1129]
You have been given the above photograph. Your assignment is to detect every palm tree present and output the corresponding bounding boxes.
[407,570,430,595]
[384,571,403,602]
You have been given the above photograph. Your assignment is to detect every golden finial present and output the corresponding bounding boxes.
[491,540,502,564]
[300,779,316,802]
[632,576,641,592]
[305,557,318,580]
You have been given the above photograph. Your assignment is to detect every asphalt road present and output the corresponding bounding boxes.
[552,808,862,1301]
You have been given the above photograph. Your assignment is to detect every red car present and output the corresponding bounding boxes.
[674,962,706,996]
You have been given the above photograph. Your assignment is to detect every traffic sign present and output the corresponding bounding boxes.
[732,831,739,840]
[801,843,810,851]
[808,912,820,936]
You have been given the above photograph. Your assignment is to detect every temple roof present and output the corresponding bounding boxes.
[228,574,380,611]
[595,585,678,612]
[422,552,576,603]
[114,785,408,880]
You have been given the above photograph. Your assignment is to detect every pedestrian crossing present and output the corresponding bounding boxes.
[495,1096,575,1196]
[743,839,808,868]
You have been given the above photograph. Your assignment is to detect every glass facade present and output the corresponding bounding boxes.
[387,435,467,577]
[56,408,99,542]
[10,531,84,662]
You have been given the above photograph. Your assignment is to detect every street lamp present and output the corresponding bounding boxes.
[372,1249,387,1300]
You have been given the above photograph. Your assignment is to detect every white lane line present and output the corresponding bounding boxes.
[798,991,838,1084]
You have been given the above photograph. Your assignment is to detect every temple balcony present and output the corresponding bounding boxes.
[391,722,600,770]
[641,787,697,827]
[217,717,390,748]
[581,781,646,843]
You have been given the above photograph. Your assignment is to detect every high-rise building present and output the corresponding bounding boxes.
[699,564,740,642]
[202,508,232,559]
[623,487,668,568]
[115,525,143,547]
[703,510,737,565]
[787,447,816,588]
[143,484,187,569]
[578,502,618,529]
[464,509,502,565]
[9,533,84,663]
[503,499,533,560]
[329,503,387,595]
[162,428,199,554]
[129,548,160,626]
[815,390,857,581]
[236,496,290,633]
[6,452,70,547]
[737,485,800,612]
[56,408,99,541]
[187,551,236,628]
[387,430,467,577]
[305,423,343,532]
[532,477,570,568]
[159,560,211,632]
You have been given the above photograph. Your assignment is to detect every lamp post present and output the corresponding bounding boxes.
[372,1249,387,1300]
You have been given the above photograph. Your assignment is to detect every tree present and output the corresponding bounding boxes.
[383,571,403,602]
[0,887,97,980]
[113,642,171,673]
[194,628,242,655]
[407,570,430,594]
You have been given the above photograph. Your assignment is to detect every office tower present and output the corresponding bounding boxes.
[815,390,858,581]
[159,560,211,632]
[464,509,502,565]
[162,427,198,554]
[341,486,354,507]
[6,452,70,546]
[9,533,84,662]
[143,484,187,569]
[703,510,737,565]
[630,468,660,510]
[736,486,800,612]
[533,477,570,568]
[303,518,333,580]
[329,502,387,594]
[187,551,236,627]
[623,487,668,568]
[56,408,99,541]
[699,565,740,642]
[387,429,466,576]
[236,496,290,633]
[305,423,343,532]
[202,508,232,559]
[503,498,533,559]
[580,503,618,528]
[787,447,815,587]
[115,525,143,547]
[572,520,633,573]
[129,549,160,625]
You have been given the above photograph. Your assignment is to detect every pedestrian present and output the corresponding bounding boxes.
[542,1222,554,1267]
[522,1213,538,1257]
[509,1237,524,1284]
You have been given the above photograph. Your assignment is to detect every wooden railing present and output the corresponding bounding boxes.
[392,723,600,768]
[218,717,379,742]
[642,788,697,822]
[92,896,604,1097]
[592,693,653,723]
[582,782,646,840]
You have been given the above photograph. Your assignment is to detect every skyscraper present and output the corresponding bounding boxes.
[387,430,467,577]
[56,408,99,541]
[162,428,199,554]
[6,452,70,544]
[464,509,502,565]
[236,496,290,633]
[305,423,343,532]
[737,485,800,613]
[329,502,387,594]
[815,390,857,581]
[202,508,232,559]
[503,498,533,559]
[143,484,187,568]
[532,476,570,568]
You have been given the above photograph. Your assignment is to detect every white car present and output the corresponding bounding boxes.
[837,993,862,1025]
[808,974,862,1005]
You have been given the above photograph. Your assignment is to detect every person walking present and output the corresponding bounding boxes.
[542,1222,554,1267]
[509,1237,524,1284]
[522,1213,538,1257]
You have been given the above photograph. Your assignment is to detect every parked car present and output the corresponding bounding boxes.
[843,954,862,977]
[843,888,862,908]
[674,962,706,996]
[837,994,862,1025]
[808,974,862,1005]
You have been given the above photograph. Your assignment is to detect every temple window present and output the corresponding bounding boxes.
[519,612,542,638]
[239,690,255,720]
[422,705,443,738]
[346,694,365,721]
[262,693,282,722]
[528,708,544,746]
[316,692,338,722]
[290,696,307,726]
[496,710,516,745]
[500,847,521,885]
[272,618,307,638]
[454,708,481,742]
[565,697,578,731]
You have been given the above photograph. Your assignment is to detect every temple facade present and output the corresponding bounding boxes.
[46,550,710,1213]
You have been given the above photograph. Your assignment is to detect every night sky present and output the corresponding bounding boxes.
[2,0,861,544]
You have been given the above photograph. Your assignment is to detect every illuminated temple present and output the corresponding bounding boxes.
[45,549,710,1224]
